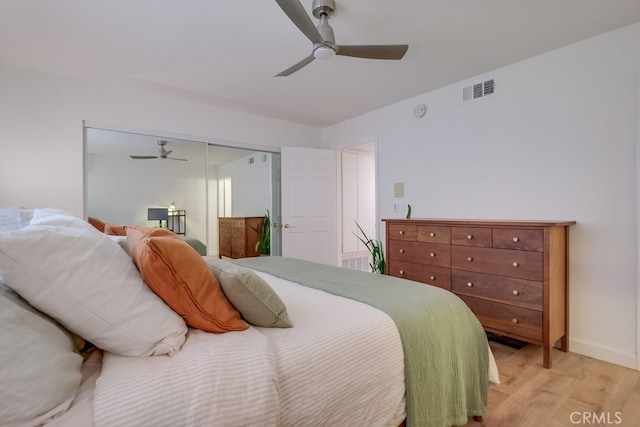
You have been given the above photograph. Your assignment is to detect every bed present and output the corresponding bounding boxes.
[0,208,499,427]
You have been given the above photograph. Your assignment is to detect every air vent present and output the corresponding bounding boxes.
[463,79,495,103]
[342,255,370,272]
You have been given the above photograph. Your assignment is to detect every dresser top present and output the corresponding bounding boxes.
[382,218,576,227]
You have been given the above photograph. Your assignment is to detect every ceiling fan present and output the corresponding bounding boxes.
[274,0,408,76]
[129,140,187,161]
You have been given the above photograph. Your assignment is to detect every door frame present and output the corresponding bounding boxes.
[338,140,379,270]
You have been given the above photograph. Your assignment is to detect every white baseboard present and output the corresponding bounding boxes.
[569,337,637,370]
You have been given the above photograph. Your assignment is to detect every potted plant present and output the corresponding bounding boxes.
[353,221,385,274]
[251,209,271,255]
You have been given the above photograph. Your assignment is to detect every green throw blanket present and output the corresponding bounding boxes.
[233,257,488,427]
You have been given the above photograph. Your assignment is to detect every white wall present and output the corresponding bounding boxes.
[218,152,273,218]
[0,63,322,216]
[324,22,640,368]
[86,152,208,241]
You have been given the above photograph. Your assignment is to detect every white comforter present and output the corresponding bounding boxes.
[91,271,407,427]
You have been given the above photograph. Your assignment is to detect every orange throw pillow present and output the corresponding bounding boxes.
[87,216,106,232]
[104,223,127,236]
[126,226,248,333]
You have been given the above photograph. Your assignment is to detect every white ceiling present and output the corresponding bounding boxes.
[2,0,640,127]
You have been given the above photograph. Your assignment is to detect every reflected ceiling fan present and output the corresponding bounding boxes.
[129,140,187,161]
[274,0,408,76]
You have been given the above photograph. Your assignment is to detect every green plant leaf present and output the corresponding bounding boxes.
[353,220,385,274]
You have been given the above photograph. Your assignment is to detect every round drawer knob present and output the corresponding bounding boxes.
[399,270,404,275]
[399,249,405,253]
[467,282,473,287]
[512,290,519,296]
[512,261,519,267]
[429,232,435,237]
[466,234,473,240]
[430,252,435,257]
[513,237,520,243]
[512,318,519,324]
[467,257,473,262]
[399,230,404,235]
[430,275,435,280]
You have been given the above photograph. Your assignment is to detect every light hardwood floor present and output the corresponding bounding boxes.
[464,342,640,427]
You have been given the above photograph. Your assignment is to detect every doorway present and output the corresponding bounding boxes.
[339,142,377,271]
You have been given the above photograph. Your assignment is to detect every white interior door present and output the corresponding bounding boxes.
[281,146,338,266]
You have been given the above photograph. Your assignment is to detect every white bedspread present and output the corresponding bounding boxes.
[94,327,280,426]
[254,271,406,427]
[91,271,406,427]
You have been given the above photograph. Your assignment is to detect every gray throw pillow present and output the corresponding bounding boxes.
[205,258,292,328]
[0,282,83,425]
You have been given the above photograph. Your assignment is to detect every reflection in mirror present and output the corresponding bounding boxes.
[207,144,281,257]
[84,127,280,257]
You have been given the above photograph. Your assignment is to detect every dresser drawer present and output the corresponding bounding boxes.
[417,225,450,244]
[388,224,417,241]
[231,228,246,238]
[451,227,492,247]
[387,241,450,268]
[388,260,451,290]
[493,228,543,252]
[220,218,245,228]
[451,270,543,310]
[459,295,542,342]
[451,246,543,281]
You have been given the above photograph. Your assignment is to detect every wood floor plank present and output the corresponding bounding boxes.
[463,342,640,427]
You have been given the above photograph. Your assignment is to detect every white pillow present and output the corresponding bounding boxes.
[0,210,188,357]
[0,282,83,426]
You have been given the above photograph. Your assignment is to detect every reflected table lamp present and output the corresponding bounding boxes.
[148,208,169,228]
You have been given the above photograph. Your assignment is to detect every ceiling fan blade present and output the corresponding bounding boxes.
[130,155,157,159]
[167,157,188,162]
[336,44,408,60]
[275,54,316,76]
[275,0,324,45]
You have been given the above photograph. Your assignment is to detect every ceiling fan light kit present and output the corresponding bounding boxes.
[275,0,409,76]
[314,45,335,60]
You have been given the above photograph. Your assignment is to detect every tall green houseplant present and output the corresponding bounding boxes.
[251,209,271,255]
[353,221,385,274]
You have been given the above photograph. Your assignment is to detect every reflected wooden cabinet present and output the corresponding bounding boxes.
[384,218,575,368]
[218,217,262,259]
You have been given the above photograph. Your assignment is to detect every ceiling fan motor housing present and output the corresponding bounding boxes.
[312,0,335,19]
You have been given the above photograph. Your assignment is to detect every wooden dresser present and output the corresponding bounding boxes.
[383,218,575,368]
[218,217,262,259]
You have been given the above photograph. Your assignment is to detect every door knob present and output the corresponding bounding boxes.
[284,223,294,228]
